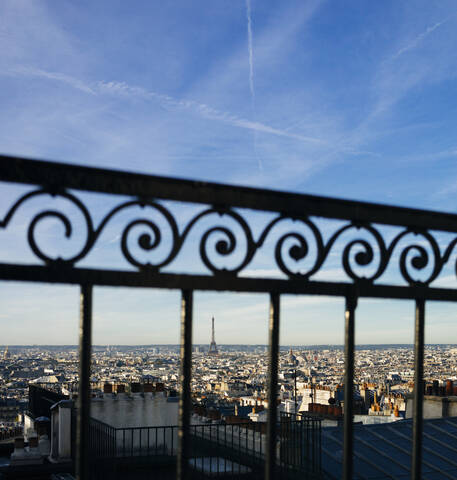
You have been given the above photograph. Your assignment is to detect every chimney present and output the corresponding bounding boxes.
[144,383,154,393]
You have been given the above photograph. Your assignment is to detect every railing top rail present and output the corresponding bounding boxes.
[89,417,116,430]
[2,154,457,233]
[2,154,457,298]
[102,420,317,432]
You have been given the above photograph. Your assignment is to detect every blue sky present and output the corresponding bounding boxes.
[1,0,457,345]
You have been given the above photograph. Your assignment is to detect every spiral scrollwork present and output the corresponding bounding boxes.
[342,239,375,281]
[335,224,387,282]
[114,202,179,271]
[199,226,238,274]
[190,209,255,275]
[392,230,441,285]
[3,185,457,288]
[269,216,324,279]
[3,189,95,265]
[441,238,457,281]
[121,219,162,269]
[28,210,72,263]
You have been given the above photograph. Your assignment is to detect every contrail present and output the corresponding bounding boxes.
[393,17,450,59]
[246,0,255,101]
[245,0,262,170]
[6,67,325,145]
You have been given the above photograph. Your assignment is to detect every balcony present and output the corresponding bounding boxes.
[1,155,457,479]
[88,413,321,479]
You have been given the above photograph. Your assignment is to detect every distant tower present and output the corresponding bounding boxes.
[208,317,218,355]
[3,346,9,360]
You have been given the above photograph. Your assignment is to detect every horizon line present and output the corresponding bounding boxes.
[2,343,456,348]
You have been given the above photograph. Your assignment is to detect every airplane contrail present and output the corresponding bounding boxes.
[393,17,451,59]
[246,0,255,101]
[245,0,262,170]
[7,66,325,145]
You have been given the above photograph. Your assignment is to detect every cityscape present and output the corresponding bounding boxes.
[4,337,457,416]
[2,315,457,477]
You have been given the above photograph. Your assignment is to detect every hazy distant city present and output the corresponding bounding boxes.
[3,340,457,428]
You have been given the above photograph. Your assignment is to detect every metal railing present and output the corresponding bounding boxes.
[0,426,22,441]
[88,417,321,479]
[280,412,322,476]
[1,154,456,479]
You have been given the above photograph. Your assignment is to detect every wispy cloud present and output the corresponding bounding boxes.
[245,0,255,102]
[245,0,262,170]
[392,18,451,60]
[97,80,325,144]
[346,16,456,150]
[5,66,325,146]
[435,177,457,197]
[9,65,96,95]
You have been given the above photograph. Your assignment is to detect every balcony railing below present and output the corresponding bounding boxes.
[88,415,322,479]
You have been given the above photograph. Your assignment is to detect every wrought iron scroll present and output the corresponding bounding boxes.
[1,187,456,287]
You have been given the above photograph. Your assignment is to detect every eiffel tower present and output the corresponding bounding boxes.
[208,317,218,355]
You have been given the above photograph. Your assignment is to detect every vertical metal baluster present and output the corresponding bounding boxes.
[320,419,322,473]
[171,426,174,456]
[412,298,425,480]
[216,424,219,475]
[252,424,254,458]
[258,423,261,460]
[265,293,280,480]
[217,424,219,475]
[239,425,241,476]
[211,425,214,476]
[343,293,357,480]
[245,423,248,458]
[177,290,193,480]
[76,284,92,480]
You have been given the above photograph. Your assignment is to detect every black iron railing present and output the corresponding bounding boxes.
[89,417,321,479]
[280,412,322,476]
[0,426,22,441]
[89,418,117,458]
[1,154,456,479]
